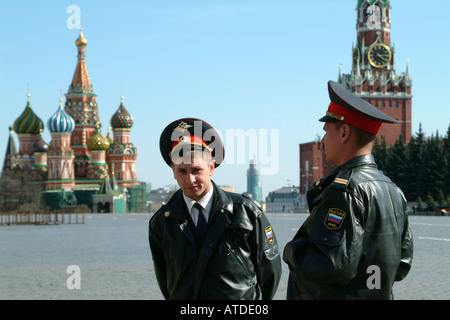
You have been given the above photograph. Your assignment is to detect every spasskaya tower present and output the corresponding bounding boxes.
[338,0,412,145]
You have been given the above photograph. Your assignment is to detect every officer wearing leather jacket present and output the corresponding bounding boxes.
[283,81,413,299]
[149,118,282,300]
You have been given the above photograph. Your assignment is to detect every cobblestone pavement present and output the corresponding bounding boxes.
[0,213,448,300]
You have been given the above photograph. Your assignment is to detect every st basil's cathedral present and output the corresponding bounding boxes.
[2,30,145,213]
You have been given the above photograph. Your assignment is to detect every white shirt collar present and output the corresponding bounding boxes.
[183,184,214,217]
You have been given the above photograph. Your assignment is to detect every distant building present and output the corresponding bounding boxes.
[247,159,262,202]
[265,186,300,213]
[299,141,336,194]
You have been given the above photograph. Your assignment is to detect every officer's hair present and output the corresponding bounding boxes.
[334,122,376,147]
[171,147,213,165]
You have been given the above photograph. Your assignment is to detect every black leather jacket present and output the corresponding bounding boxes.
[149,181,282,300]
[283,154,413,299]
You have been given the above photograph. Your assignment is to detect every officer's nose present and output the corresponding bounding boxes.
[187,173,196,185]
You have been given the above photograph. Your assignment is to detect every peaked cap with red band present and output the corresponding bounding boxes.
[159,118,225,167]
[320,80,397,134]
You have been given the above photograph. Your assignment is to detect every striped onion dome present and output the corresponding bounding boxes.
[48,99,75,133]
[111,96,133,129]
[87,123,110,151]
[13,94,44,135]
[32,131,49,153]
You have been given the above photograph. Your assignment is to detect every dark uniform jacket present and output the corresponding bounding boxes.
[283,154,413,299]
[149,181,282,300]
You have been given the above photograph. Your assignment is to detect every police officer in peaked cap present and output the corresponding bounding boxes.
[149,118,282,300]
[283,81,414,299]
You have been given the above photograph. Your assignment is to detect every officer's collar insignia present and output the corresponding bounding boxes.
[324,208,346,230]
[164,211,170,217]
[265,226,274,245]
[174,121,192,133]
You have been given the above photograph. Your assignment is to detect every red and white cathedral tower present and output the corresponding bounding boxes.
[12,94,44,171]
[338,0,412,145]
[107,97,138,188]
[64,29,100,179]
[46,99,76,190]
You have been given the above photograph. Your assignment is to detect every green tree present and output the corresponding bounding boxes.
[389,135,407,187]
[417,131,446,200]
[373,136,391,176]
[403,124,425,201]
[443,124,450,197]
[426,192,436,214]
[416,196,423,213]
[0,169,43,212]
[436,189,445,209]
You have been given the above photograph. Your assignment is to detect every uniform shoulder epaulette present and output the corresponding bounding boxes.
[242,193,263,211]
[332,171,352,191]
[333,177,348,185]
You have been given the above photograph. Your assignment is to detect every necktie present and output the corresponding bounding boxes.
[194,202,207,240]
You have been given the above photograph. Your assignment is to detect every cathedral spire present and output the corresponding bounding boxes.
[64,29,100,179]
[1,126,17,174]
[68,29,94,95]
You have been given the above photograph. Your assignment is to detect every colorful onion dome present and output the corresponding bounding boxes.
[87,123,110,151]
[75,29,88,47]
[13,94,44,135]
[111,97,133,129]
[32,131,49,153]
[48,99,75,133]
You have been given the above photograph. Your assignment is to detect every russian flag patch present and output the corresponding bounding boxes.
[324,208,347,230]
[265,226,274,245]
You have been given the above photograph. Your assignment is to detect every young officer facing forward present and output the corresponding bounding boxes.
[149,118,282,300]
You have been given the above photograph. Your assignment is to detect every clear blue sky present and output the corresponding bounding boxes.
[1,0,449,199]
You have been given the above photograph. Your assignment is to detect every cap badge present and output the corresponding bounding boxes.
[326,111,345,121]
[179,136,190,143]
[174,121,192,133]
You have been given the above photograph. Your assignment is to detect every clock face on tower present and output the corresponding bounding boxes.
[368,43,391,68]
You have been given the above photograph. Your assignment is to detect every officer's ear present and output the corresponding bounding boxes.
[339,123,351,143]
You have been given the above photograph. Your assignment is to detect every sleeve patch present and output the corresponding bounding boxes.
[324,208,347,230]
[265,225,274,245]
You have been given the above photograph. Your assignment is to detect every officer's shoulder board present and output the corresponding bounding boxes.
[334,177,348,185]
[242,193,263,211]
[331,170,351,191]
